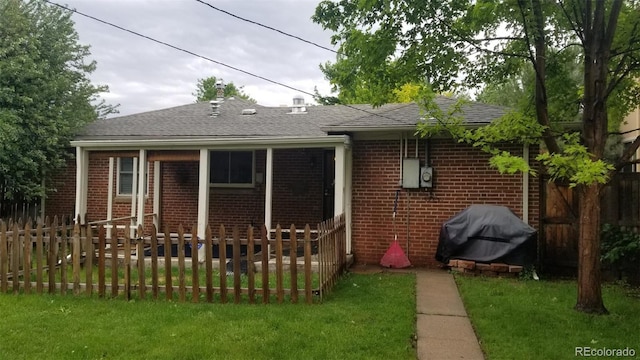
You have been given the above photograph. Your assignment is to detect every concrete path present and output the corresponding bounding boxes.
[416,270,484,360]
[350,266,484,359]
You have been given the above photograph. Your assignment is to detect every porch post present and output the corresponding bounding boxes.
[522,144,529,224]
[264,147,274,237]
[74,147,88,223]
[334,143,346,217]
[136,150,147,231]
[153,160,161,230]
[197,149,210,238]
[345,146,353,253]
[130,157,138,238]
[106,157,114,239]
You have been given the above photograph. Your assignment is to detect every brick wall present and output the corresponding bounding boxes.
[350,139,539,267]
[46,160,76,220]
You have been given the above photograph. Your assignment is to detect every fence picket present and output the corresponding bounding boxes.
[98,224,106,297]
[163,224,172,300]
[150,225,159,300]
[247,226,255,304]
[61,221,68,295]
[290,224,298,304]
[110,228,118,298]
[191,225,199,303]
[205,225,213,303]
[219,225,227,304]
[275,224,284,304]
[12,223,19,294]
[137,225,145,300]
[260,225,269,304]
[85,223,93,296]
[304,225,312,304]
[36,222,44,294]
[124,225,131,301]
[0,221,6,293]
[233,226,241,304]
[48,217,56,294]
[177,224,186,302]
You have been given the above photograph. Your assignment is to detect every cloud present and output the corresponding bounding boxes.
[62,0,337,116]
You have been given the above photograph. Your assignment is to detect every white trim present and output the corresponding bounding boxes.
[522,144,529,224]
[136,150,146,230]
[74,147,88,223]
[106,157,114,239]
[71,135,350,150]
[264,147,274,239]
[153,161,161,230]
[197,149,210,239]
[130,157,138,238]
[345,147,353,253]
[116,157,149,197]
[334,144,346,217]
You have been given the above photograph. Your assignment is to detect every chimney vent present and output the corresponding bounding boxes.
[241,108,257,115]
[289,95,307,114]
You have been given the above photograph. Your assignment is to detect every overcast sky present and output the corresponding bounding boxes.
[59,0,337,116]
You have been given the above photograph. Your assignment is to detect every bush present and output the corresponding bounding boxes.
[601,224,640,286]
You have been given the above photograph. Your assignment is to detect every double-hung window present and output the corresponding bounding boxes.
[118,157,148,195]
[210,151,254,187]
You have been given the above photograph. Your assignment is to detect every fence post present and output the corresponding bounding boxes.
[219,225,227,304]
[60,220,68,295]
[0,221,6,293]
[98,224,106,297]
[12,223,19,294]
[260,225,269,304]
[137,224,145,300]
[275,224,284,304]
[205,224,213,303]
[247,226,255,304]
[124,224,131,301]
[85,223,93,296]
[163,224,172,301]
[47,216,56,294]
[233,226,241,304]
[36,221,44,294]
[72,223,81,295]
[177,224,186,302]
[150,224,159,300]
[191,224,199,303]
[290,224,298,304]
[304,224,312,304]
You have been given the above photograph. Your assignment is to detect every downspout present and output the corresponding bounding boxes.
[398,134,403,186]
[522,144,530,224]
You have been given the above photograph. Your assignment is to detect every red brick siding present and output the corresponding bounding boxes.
[46,160,77,220]
[350,139,539,267]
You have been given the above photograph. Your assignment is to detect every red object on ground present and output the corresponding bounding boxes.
[380,241,411,268]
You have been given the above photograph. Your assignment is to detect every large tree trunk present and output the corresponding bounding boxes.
[575,182,608,314]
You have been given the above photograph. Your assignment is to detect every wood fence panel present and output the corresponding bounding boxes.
[290,224,298,304]
[85,223,93,296]
[191,225,199,303]
[61,222,68,295]
[35,222,44,294]
[110,231,118,298]
[48,217,57,294]
[23,223,31,294]
[219,225,227,304]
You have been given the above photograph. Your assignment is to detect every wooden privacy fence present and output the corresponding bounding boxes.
[0,214,348,304]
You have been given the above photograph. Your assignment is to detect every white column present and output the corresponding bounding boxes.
[197,149,210,238]
[106,157,114,239]
[136,150,147,230]
[334,144,346,217]
[74,147,88,223]
[130,157,138,238]
[345,146,353,253]
[522,144,530,224]
[153,160,161,230]
[264,148,274,237]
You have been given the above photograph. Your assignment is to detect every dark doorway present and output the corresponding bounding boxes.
[323,149,335,220]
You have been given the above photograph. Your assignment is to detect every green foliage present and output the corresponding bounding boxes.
[0,0,116,201]
[537,133,615,187]
[601,224,640,285]
[193,76,256,103]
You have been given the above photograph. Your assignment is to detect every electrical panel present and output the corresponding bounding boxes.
[402,158,420,188]
[420,167,434,188]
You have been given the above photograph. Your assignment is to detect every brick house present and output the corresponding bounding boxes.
[46,96,538,267]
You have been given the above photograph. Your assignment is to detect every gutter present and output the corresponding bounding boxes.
[71,135,351,150]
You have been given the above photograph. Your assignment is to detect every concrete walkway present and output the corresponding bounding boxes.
[350,266,484,359]
[416,270,484,360]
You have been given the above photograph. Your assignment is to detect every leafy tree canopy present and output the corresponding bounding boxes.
[0,0,117,202]
[193,76,256,103]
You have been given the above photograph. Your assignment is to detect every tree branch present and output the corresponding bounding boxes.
[558,1,585,45]
[615,135,640,171]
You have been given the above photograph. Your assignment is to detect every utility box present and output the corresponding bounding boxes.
[402,158,420,188]
[420,167,434,188]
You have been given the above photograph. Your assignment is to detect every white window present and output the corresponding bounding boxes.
[210,150,254,187]
[117,157,148,195]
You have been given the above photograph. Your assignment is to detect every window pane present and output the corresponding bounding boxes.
[230,151,253,183]
[119,173,133,194]
[211,151,230,183]
[121,157,133,172]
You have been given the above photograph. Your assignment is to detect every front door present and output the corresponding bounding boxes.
[322,150,335,220]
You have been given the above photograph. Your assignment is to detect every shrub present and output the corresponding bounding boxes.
[601,224,640,286]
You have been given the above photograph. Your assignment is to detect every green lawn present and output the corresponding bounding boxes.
[0,272,416,360]
[456,276,640,360]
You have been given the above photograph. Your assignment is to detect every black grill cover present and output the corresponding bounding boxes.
[435,205,536,266]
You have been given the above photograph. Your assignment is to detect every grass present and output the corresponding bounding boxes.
[0,272,416,360]
[456,275,640,360]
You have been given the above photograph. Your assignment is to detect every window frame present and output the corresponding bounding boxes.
[117,157,149,196]
[209,150,255,188]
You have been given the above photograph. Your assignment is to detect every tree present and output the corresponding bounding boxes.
[193,76,256,103]
[0,0,116,206]
[314,0,640,314]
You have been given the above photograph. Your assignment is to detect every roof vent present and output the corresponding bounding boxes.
[289,95,307,114]
[210,100,221,117]
[210,79,225,117]
[241,108,257,115]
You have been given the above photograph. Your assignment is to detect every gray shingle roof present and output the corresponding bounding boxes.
[76,97,506,141]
